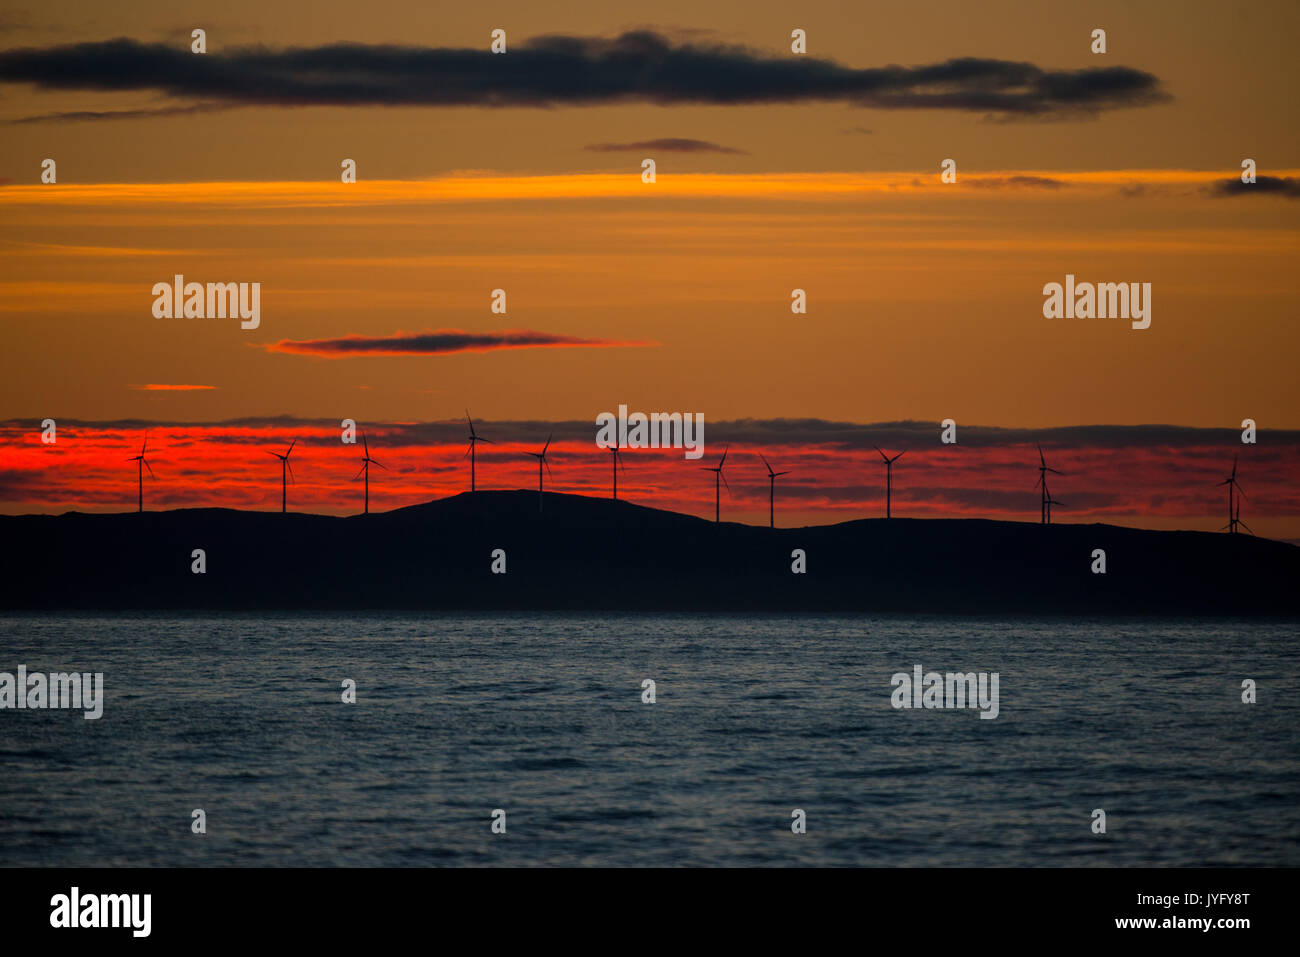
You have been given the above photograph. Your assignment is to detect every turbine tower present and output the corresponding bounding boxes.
[1217,456,1247,534]
[610,438,626,500]
[266,439,296,514]
[1043,482,1065,525]
[526,434,553,513]
[127,432,155,513]
[354,431,385,515]
[701,446,730,523]
[1034,443,1063,525]
[1232,497,1253,536]
[465,411,493,493]
[874,447,904,519]
[759,452,791,529]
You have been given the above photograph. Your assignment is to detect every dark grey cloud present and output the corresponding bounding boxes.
[0,32,1169,119]
[1209,175,1300,199]
[263,329,653,357]
[584,137,745,154]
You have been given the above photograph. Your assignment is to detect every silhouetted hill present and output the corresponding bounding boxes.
[2,491,1296,614]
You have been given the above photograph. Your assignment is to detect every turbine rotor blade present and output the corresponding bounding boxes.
[143,459,155,479]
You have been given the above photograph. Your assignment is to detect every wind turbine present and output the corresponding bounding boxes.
[701,446,730,523]
[127,432,155,513]
[266,439,296,514]
[1034,443,1063,525]
[465,411,493,493]
[526,434,553,512]
[758,453,791,529]
[1232,496,1253,536]
[874,447,905,519]
[1043,481,1065,525]
[354,430,386,515]
[1217,456,1246,534]
[610,438,626,500]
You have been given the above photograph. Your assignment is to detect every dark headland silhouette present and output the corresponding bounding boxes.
[2,490,1296,614]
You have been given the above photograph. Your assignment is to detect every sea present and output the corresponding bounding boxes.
[1,613,1296,867]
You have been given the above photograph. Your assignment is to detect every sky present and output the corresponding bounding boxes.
[0,1,1296,535]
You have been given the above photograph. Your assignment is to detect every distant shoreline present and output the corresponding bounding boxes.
[3,491,1296,615]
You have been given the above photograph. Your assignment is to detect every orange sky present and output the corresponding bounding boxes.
[0,1,1296,532]
[2,170,1295,428]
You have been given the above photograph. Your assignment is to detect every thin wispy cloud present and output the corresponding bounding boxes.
[966,175,1065,189]
[0,10,34,34]
[263,329,655,358]
[584,137,745,154]
[12,102,228,124]
[0,32,1168,119]
[128,384,217,391]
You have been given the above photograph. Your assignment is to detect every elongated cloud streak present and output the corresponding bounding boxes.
[12,102,228,124]
[584,138,746,154]
[263,329,654,357]
[128,384,216,391]
[0,33,1168,118]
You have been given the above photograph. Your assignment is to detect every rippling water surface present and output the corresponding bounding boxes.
[1,613,1296,866]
